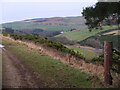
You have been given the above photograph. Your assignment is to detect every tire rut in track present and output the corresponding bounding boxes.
[2,49,45,88]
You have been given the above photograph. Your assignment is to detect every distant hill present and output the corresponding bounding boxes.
[2,16,87,33]
[56,25,118,41]
[56,25,119,50]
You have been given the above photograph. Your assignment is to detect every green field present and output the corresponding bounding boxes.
[56,25,118,41]
[61,16,86,23]
[2,16,87,31]
[2,22,73,31]
[99,35,120,50]
[79,27,120,50]
[2,22,87,31]
[2,38,103,88]
[67,46,99,60]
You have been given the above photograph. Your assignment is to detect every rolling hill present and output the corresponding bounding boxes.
[56,25,120,50]
[2,16,87,32]
[56,25,119,41]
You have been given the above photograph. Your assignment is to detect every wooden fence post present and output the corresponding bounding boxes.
[104,41,112,85]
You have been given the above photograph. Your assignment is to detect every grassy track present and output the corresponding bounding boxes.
[56,25,118,41]
[2,38,103,88]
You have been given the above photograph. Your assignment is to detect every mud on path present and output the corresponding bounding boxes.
[2,49,44,88]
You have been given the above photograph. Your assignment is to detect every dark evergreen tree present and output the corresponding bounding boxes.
[82,2,120,31]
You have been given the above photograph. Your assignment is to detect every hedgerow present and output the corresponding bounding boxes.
[91,51,120,74]
[3,33,84,60]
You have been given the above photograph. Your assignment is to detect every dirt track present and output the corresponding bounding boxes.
[2,48,44,88]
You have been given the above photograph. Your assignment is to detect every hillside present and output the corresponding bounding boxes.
[56,25,120,50]
[2,33,120,88]
[2,35,104,88]
[79,28,120,50]
[56,25,118,41]
[2,16,87,33]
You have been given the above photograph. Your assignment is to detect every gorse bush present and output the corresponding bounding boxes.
[3,33,84,60]
[91,51,120,74]
[3,33,9,36]
[50,37,76,45]
[85,38,103,49]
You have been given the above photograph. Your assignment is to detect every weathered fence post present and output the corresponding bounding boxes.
[104,41,112,85]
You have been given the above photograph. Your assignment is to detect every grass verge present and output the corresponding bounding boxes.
[2,37,102,88]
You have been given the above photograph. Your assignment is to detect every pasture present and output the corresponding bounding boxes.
[56,25,119,41]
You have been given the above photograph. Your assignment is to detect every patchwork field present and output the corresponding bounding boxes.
[102,30,119,35]
[2,16,87,32]
[56,25,119,41]
[79,27,120,50]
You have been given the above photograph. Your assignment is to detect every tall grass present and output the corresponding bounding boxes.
[2,37,99,88]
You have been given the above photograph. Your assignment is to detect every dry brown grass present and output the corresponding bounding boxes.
[3,35,105,80]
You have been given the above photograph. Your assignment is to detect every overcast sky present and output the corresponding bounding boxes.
[1,0,98,23]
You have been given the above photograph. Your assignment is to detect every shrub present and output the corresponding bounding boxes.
[3,33,9,36]
[50,37,76,45]
[91,51,120,74]
[8,34,84,60]
[85,39,103,49]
